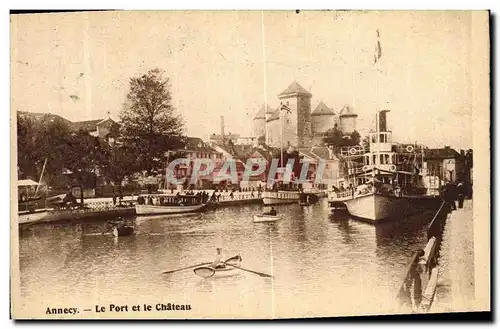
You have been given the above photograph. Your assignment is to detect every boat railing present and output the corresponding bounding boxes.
[328,187,373,200]
[395,201,451,312]
[262,191,300,199]
[212,191,262,202]
[340,145,364,157]
[329,190,353,199]
[52,200,136,213]
[347,166,364,175]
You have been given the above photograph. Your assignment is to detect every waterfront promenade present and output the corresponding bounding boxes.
[432,199,475,312]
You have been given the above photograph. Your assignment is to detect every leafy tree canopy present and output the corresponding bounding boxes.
[119,68,184,175]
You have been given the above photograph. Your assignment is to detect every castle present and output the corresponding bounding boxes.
[252,81,358,148]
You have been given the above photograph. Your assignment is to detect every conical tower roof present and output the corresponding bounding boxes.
[253,104,274,120]
[339,105,357,117]
[311,101,335,116]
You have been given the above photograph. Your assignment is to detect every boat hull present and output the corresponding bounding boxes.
[332,193,441,223]
[112,226,135,237]
[262,191,300,205]
[135,204,206,216]
[18,210,49,225]
[253,214,281,223]
[194,259,242,278]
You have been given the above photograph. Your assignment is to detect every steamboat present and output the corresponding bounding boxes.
[327,110,441,223]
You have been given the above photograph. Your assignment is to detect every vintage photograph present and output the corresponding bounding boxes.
[10,10,490,319]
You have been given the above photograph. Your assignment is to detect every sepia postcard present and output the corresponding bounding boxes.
[10,10,490,320]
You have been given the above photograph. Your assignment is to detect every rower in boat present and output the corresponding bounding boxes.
[107,217,134,237]
[211,248,226,269]
[263,207,277,216]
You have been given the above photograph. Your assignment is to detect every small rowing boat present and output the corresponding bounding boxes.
[253,214,281,223]
[112,225,135,237]
[193,255,242,278]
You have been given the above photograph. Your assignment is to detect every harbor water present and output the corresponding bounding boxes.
[17,199,437,318]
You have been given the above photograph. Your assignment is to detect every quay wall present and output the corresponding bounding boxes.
[22,191,263,226]
[395,201,451,313]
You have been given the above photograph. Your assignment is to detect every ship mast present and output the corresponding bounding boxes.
[374,29,382,179]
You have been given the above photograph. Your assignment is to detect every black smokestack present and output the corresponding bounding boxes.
[378,110,388,132]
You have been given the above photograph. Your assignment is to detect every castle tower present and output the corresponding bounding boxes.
[338,105,358,134]
[276,81,312,148]
[311,101,335,135]
[252,104,274,138]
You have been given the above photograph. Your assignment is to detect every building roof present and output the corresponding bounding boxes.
[71,119,107,132]
[278,81,312,98]
[425,147,461,160]
[298,149,318,161]
[17,179,41,187]
[266,107,281,122]
[311,147,337,160]
[311,101,335,116]
[298,146,338,161]
[209,133,240,141]
[17,111,119,133]
[181,137,220,153]
[17,111,72,125]
[339,105,357,117]
[253,104,275,120]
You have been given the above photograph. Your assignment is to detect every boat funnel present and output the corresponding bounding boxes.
[378,110,390,132]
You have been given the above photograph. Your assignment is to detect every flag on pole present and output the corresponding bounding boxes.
[280,102,292,114]
[373,29,382,65]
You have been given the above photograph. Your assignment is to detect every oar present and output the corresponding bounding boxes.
[162,262,212,275]
[102,226,114,235]
[224,263,273,278]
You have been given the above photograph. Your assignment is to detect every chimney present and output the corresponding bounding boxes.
[378,110,389,132]
[220,116,225,145]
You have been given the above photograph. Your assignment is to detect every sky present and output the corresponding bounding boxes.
[10,10,482,150]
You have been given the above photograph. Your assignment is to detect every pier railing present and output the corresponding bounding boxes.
[396,201,450,312]
[144,190,262,203]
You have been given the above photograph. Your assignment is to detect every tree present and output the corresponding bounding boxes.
[349,130,361,146]
[323,125,361,149]
[99,141,139,197]
[361,135,370,150]
[323,123,344,147]
[17,113,71,185]
[62,131,107,205]
[17,113,38,179]
[119,68,184,180]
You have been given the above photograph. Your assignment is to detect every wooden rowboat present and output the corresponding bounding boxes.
[253,214,282,223]
[112,225,135,237]
[193,255,242,278]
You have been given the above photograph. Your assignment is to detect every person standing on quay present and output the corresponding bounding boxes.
[456,181,465,209]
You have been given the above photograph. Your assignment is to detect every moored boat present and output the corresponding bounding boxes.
[18,209,50,225]
[135,203,207,215]
[253,214,282,223]
[262,190,300,205]
[135,194,208,216]
[112,225,135,237]
[328,110,441,222]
